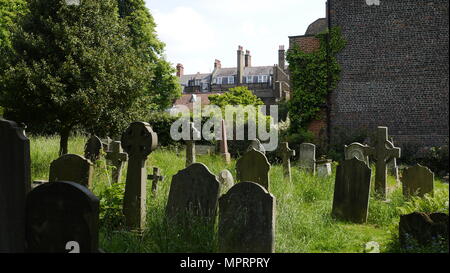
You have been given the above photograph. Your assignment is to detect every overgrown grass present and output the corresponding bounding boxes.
[29,135,449,253]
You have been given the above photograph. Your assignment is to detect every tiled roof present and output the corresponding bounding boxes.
[179,73,211,86]
[172,92,222,111]
[213,66,273,77]
[305,18,327,35]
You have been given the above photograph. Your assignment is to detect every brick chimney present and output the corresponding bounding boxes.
[278,45,285,70]
[237,45,245,84]
[176,63,184,77]
[214,59,222,70]
[245,50,252,67]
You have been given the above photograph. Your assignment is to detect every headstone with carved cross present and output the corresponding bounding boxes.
[148,167,164,196]
[186,122,201,167]
[368,126,401,199]
[220,119,231,164]
[277,142,295,182]
[121,122,158,231]
[84,135,103,163]
[105,141,128,184]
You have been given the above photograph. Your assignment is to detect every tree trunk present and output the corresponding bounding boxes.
[59,128,71,156]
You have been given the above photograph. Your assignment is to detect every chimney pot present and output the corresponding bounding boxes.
[278,45,285,70]
[176,63,184,77]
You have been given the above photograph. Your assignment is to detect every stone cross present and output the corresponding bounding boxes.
[0,119,31,253]
[299,143,316,175]
[84,135,102,163]
[121,122,158,231]
[401,164,434,198]
[105,141,128,184]
[49,154,94,188]
[148,167,164,196]
[368,126,401,199]
[186,122,201,167]
[220,119,231,164]
[277,142,295,182]
[236,148,271,191]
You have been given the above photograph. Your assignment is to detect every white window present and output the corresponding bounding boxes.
[228,76,234,84]
[257,75,268,83]
[246,76,253,83]
[216,77,222,84]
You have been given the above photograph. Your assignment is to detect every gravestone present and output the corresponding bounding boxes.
[49,154,93,188]
[166,163,220,224]
[217,169,234,193]
[196,145,214,155]
[105,141,128,184]
[0,119,31,253]
[401,164,434,198]
[399,212,448,248]
[219,119,231,164]
[25,181,99,253]
[84,135,102,163]
[186,122,201,167]
[277,142,295,182]
[299,143,316,175]
[121,122,158,231]
[148,167,164,196]
[344,142,370,165]
[317,159,332,177]
[236,148,271,190]
[218,182,276,253]
[247,139,265,154]
[368,126,401,199]
[101,137,112,152]
[332,158,372,223]
[387,138,400,182]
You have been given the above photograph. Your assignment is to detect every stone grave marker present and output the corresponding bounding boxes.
[247,139,265,154]
[0,119,31,253]
[166,163,220,224]
[148,167,164,196]
[277,142,295,182]
[217,169,234,193]
[121,122,158,231]
[218,182,276,253]
[84,135,102,163]
[49,154,93,188]
[344,142,370,165]
[186,122,201,167]
[387,137,400,182]
[196,145,214,155]
[317,159,332,177]
[236,148,271,190]
[101,137,112,152]
[332,158,372,223]
[219,119,231,164]
[105,141,128,184]
[299,143,316,175]
[401,164,434,198]
[25,181,99,253]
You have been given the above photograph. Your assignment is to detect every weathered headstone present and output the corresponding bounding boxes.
[317,159,332,177]
[299,143,316,175]
[121,122,158,231]
[105,141,128,184]
[387,138,400,182]
[218,182,276,253]
[217,169,234,193]
[25,181,99,253]
[247,139,266,154]
[166,163,220,224]
[401,164,434,198]
[344,142,371,165]
[148,167,164,196]
[186,122,201,167]
[236,148,271,190]
[277,142,295,182]
[220,119,231,164]
[0,119,31,253]
[368,126,401,199]
[49,154,93,188]
[332,158,372,223]
[84,135,102,163]
[196,145,214,155]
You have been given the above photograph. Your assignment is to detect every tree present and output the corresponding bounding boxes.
[0,0,153,155]
[0,0,27,51]
[209,86,264,108]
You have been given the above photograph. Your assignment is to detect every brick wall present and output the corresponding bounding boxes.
[289,35,321,53]
[329,0,449,148]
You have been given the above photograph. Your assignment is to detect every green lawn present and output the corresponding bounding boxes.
[29,135,449,253]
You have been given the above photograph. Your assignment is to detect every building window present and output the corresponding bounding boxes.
[216,77,222,84]
[228,76,234,84]
[258,75,268,83]
[246,76,253,83]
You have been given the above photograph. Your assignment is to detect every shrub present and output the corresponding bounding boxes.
[99,183,126,231]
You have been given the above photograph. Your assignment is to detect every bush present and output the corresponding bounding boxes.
[99,183,126,231]
[399,143,449,176]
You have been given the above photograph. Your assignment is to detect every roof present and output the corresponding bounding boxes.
[171,92,222,111]
[305,18,327,35]
[179,73,211,86]
[213,66,273,77]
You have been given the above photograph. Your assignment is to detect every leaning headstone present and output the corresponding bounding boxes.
[84,135,102,163]
[166,163,220,224]
[219,119,231,164]
[236,148,271,190]
[121,122,158,231]
[0,119,31,253]
[332,158,372,223]
[186,122,201,167]
[217,169,234,193]
[105,141,128,184]
[401,164,434,198]
[277,142,295,182]
[219,182,276,253]
[247,139,265,154]
[25,181,99,253]
[49,154,94,188]
[344,142,370,165]
[299,143,316,175]
[316,159,332,177]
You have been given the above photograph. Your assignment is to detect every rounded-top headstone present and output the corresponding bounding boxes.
[217,169,234,192]
[84,135,102,162]
[49,154,93,188]
[121,122,157,158]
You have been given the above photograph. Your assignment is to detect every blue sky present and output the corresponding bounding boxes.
[144,0,326,75]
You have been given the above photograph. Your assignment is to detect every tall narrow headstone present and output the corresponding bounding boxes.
[277,142,295,182]
[236,148,271,190]
[401,164,434,198]
[219,182,276,253]
[49,154,94,188]
[166,163,220,224]
[186,122,201,167]
[105,141,128,184]
[220,119,231,164]
[299,143,316,175]
[0,119,31,253]
[332,158,372,223]
[121,122,158,231]
[387,138,400,182]
[84,135,102,163]
[25,181,99,253]
[344,142,371,165]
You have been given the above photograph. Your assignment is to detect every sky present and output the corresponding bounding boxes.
[144,0,326,75]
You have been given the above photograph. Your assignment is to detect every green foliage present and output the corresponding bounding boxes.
[208,86,264,108]
[0,0,27,50]
[397,190,449,215]
[99,183,126,230]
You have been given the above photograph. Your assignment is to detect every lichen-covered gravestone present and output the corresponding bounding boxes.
[166,163,220,224]
[332,158,372,223]
[0,119,31,253]
[84,135,102,163]
[344,142,370,165]
[219,182,276,253]
[121,122,158,231]
[401,164,434,198]
[49,154,94,188]
[299,143,316,175]
[236,148,271,190]
[217,169,234,193]
[277,142,295,182]
[25,181,99,253]
[105,141,128,184]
